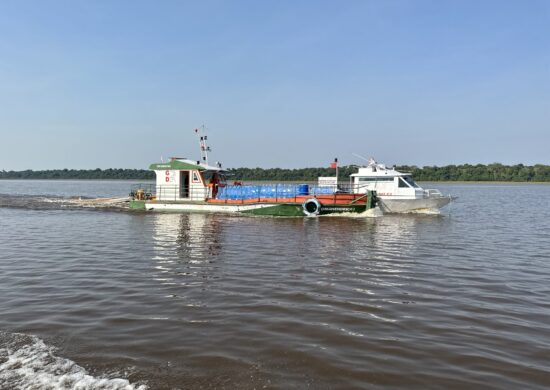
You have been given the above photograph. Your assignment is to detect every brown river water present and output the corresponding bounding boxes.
[1,180,549,389]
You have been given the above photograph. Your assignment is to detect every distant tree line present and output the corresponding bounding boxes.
[0,168,154,180]
[1,163,550,182]
[393,163,550,182]
[228,163,550,182]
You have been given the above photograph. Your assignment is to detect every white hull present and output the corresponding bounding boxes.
[144,202,269,213]
[378,196,452,213]
[349,158,456,214]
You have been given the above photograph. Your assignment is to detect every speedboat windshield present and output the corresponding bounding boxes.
[402,176,420,188]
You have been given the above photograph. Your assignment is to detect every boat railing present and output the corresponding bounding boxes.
[130,183,156,200]
[131,184,209,202]
[130,183,375,204]
[213,183,372,204]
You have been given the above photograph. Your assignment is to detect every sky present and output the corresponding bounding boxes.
[0,0,549,170]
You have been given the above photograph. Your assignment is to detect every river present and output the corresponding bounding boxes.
[1,180,549,389]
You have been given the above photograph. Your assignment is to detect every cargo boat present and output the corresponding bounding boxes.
[129,128,377,217]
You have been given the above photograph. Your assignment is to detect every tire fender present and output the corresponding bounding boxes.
[302,198,321,216]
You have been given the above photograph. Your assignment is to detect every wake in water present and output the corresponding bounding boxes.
[0,194,129,211]
[0,332,147,390]
[58,197,129,208]
[400,208,442,215]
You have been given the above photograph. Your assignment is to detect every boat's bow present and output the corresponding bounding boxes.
[378,190,455,213]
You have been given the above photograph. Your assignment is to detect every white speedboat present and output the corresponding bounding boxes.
[349,159,454,213]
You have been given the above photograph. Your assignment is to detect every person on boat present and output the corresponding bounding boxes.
[208,173,219,198]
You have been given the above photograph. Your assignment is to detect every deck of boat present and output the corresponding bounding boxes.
[206,193,370,205]
[143,193,370,206]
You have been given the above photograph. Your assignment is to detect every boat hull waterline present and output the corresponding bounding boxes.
[378,195,454,213]
[130,199,374,217]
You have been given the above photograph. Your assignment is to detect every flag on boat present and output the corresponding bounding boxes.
[330,158,338,169]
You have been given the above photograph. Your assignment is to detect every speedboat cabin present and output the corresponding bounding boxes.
[350,160,424,199]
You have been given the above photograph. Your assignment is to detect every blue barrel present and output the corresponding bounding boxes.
[298,184,309,195]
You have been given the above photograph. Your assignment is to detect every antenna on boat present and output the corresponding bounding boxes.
[194,125,211,166]
[352,153,371,163]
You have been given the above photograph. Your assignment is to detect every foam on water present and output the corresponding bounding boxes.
[63,197,130,208]
[0,194,129,210]
[402,208,441,215]
[0,333,147,390]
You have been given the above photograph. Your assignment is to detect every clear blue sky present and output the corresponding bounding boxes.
[1,0,549,170]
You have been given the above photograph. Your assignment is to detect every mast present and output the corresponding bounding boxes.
[194,125,211,165]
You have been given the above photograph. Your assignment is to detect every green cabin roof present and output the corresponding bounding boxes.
[149,159,205,171]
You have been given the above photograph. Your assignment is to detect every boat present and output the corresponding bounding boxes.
[348,158,454,213]
[129,128,378,216]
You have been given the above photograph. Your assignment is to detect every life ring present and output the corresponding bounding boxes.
[302,198,321,216]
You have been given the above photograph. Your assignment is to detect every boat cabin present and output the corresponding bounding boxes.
[350,161,424,199]
[150,158,226,201]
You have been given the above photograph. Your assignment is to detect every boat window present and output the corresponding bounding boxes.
[192,171,202,183]
[202,170,227,185]
[201,170,214,183]
[403,176,420,188]
[398,177,412,188]
[357,177,393,182]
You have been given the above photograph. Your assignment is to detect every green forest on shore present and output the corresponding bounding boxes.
[1,163,550,182]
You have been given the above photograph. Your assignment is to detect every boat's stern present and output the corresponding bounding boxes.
[129,199,146,210]
[128,183,156,210]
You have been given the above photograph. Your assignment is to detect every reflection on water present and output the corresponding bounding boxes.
[153,213,223,263]
[150,213,225,314]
